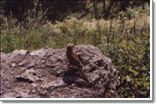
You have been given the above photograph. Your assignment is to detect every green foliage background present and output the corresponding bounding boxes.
[0,0,150,98]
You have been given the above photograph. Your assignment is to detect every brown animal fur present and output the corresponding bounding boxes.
[66,43,89,83]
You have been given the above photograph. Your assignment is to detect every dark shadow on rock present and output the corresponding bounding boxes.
[63,68,79,85]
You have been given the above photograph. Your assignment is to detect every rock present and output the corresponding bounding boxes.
[15,68,39,83]
[15,75,34,83]
[0,45,119,98]
[11,62,17,67]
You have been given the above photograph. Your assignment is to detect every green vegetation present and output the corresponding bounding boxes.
[0,0,150,98]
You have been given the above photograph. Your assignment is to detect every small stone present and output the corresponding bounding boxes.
[39,90,48,96]
[41,60,45,63]
[31,83,37,88]
[11,62,16,67]
[32,89,36,93]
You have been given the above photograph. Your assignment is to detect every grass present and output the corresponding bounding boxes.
[0,8,150,97]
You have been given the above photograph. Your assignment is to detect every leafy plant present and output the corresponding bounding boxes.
[0,2,150,98]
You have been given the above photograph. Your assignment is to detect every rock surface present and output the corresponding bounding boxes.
[0,45,119,98]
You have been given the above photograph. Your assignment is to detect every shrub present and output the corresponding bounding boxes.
[0,6,150,98]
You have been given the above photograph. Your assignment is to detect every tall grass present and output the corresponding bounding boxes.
[0,7,150,97]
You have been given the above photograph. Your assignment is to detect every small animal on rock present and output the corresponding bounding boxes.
[66,43,89,83]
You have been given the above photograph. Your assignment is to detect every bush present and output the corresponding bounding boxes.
[0,5,150,98]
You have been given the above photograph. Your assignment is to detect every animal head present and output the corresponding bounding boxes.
[66,43,74,53]
[67,43,74,48]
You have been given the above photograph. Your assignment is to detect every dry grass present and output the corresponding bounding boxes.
[0,8,150,97]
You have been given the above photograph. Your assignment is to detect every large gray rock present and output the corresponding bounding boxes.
[0,45,119,98]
